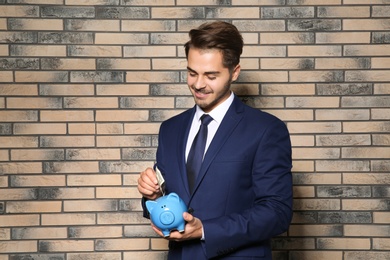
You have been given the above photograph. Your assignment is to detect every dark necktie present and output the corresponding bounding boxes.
[186,114,213,194]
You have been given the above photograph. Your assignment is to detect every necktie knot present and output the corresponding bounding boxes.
[200,114,213,126]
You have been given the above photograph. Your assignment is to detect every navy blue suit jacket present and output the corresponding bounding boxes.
[148,95,292,259]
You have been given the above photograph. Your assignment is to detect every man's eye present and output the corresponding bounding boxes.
[188,72,196,77]
[208,76,216,80]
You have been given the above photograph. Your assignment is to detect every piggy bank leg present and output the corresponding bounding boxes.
[177,223,185,233]
[162,229,171,237]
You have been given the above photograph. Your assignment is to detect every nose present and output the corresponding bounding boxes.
[193,77,206,90]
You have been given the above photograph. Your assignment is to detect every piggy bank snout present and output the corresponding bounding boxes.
[160,210,175,225]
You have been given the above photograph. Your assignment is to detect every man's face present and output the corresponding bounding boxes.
[187,48,240,113]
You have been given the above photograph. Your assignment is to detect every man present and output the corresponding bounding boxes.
[138,21,292,259]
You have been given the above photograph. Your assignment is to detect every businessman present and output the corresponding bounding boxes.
[138,21,293,259]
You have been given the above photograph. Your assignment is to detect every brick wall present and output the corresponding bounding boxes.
[0,1,389,259]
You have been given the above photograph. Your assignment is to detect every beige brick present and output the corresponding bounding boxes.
[68,123,96,135]
[373,212,390,224]
[0,6,39,17]
[69,45,121,57]
[64,200,117,212]
[293,173,341,185]
[96,123,123,135]
[66,148,120,160]
[40,84,94,96]
[11,149,64,161]
[122,19,175,31]
[343,199,390,211]
[343,121,390,133]
[287,122,341,134]
[7,97,62,109]
[124,46,176,57]
[12,45,66,57]
[293,148,340,159]
[40,136,95,148]
[373,238,390,250]
[0,18,6,29]
[208,7,259,19]
[0,241,37,253]
[261,58,313,70]
[0,44,8,55]
[290,135,315,147]
[7,201,62,213]
[69,226,122,239]
[0,176,7,187]
[66,19,120,31]
[45,161,99,174]
[97,212,149,225]
[41,213,96,226]
[342,147,390,159]
[316,58,370,69]
[242,46,285,57]
[316,134,371,146]
[289,224,342,236]
[373,134,390,146]
[0,84,38,96]
[40,110,94,122]
[0,162,42,174]
[151,238,169,250]
[374,84,390,94]
[96,84,149,96]
[289,71,343,83]
[260,32,313,44]
[67,174,122,186]
[96,110,148,122]
[64,97,118,109]
[14,123,66,135]
[372,58,390,69]
[12,227,67,239]
[344,19,390,31]
[293,199,340,211]
[0,228,10,240]
[316,109,369,121]
[98,59,150,70]
[96,187,140,199]
[95,33,148,44]
[344,224,390,237]
[41,58,96,70]
[0,72,13,82]
[95,238,149,251]
[293,186,315,198]
[9,18,63,30]
[0,214,39,227]
[153,58,187,70]
[151,7,204,18]
[0,136,38,148]
[317,160,369,172]
[127,71,180,83]
[124,123,160,135]
[122,97,174,108]
[0,150,9,161]
[9,0,62,4]
[39,240,94,252]
[240,71,288,83]
[318,6,369,18]
[345,45,390,57]
[69,252,121,260]
[344,173,390,185]
[11,175,65,187]
[317,238,370,250]
[288,46,341,57]
[345,251,390,260]
[316,32,370,44]
[287,97,339,108]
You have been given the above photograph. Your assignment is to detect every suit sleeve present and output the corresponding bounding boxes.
[202,119,293,258]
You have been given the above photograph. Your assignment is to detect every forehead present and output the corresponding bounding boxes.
[187,48,227,73]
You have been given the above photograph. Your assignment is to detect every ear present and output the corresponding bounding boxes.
[168,192,179,201]
[145,200,157,213]
[231,64,241,81]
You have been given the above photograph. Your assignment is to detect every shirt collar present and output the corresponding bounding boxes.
[194,91,234,124]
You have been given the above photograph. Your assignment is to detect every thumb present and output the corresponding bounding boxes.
[183,212,194,223]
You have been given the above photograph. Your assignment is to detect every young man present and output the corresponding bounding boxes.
[138,21,293,259]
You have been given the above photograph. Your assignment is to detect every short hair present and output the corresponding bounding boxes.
[184,21,243,72]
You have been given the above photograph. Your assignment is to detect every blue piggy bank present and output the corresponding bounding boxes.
[146,193,188,237]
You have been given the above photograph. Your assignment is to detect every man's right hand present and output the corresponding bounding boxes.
[137,167,162,200]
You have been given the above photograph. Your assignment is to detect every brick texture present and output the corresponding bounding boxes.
[0,1,389,260]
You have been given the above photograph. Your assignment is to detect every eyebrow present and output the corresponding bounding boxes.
[187,66,220,76]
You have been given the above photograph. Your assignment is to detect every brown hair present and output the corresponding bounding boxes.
[184,21,243,72]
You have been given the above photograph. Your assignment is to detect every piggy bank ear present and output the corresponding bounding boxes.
[145,200,157,213]
[168,193,179,201]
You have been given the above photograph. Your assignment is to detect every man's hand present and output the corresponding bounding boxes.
[137,167,162,200]
[152,212,203,242]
